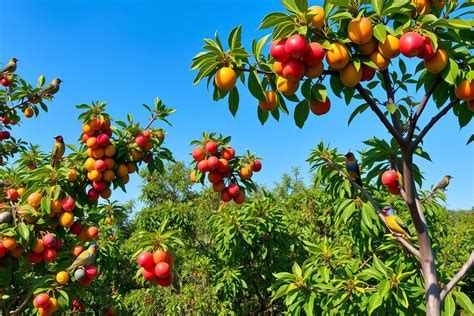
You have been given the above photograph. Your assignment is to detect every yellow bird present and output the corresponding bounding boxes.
[51,136,65,168]
[40,78,62,97]
[0,58,18,74]
[381,206,411,238]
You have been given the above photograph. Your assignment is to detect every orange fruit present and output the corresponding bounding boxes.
[84,157,96,172]
[78,229,88,242]
[258,91,278,112]
[274,61,283,76]
[117,165,128,177]
[3,237,17,250]
[49,297,59,312]
[86,137,98,149]
[100,119,111,130]
[82,123,92,134]
[100,187,112,199]
[340,63,363,87]
[24,107,34,118]
[126,162,137,173]
[17,187,26,196]
[68,169,78,182]
[238,167,253,180]
[412,0,431,14]
[348,17,373,44]
[455,80,474,101]
[130,149,143,161]
[92,147,105,159]
[425,49,448,74]
[88,170,102,181]
[104,145,116,157]
[59,212,74,227]
[32,239,45,254]
[378,35,400,58]
[86,148,93,157]
[10,247,23,257]
[215,67,237,91]
[370,50,390,70]
[305,62,324,79]
[103,170,115,182]
[56,271,69,284]
[89,118,101,131]
[104,158,115,170]
[276,76,299,96]
[356,37,378,56]
[326,43,350,70]
[120,174,130,185]
[50,199,62,214]
[27,192,42,208]
[468,100,474,112]
[308,6,324,28]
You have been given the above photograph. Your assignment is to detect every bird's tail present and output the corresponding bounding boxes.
[356,178,363,188]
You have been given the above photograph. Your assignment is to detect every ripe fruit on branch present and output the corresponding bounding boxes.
[340,63,362,87]
[418,36,435,59]
[259,91,278,112]
[347,17,373,45]
[399,32,424,57]
[381,170,399,186]
[270,39,289,62]
[326,43,349,70]
[282,59,305,81]
[305,63,324,79]
[215,67,237,91]
[276,76,299,96]
[302,43,325,66]
[455,80,474,101]
[309,98,331,116]
[424,49,448,73]
[308,6,324,29]
[285,35,307,59]
[138,252,155,268]
[205,141,218,154]
[370,50,390,70]
[378,35,400,58]
[361,65,376,82]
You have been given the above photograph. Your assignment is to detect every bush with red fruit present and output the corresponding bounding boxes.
[137,249,175,287]
[189,132,262,204]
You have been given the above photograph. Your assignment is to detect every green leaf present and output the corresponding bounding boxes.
[37,75,45,87]
[386,103,397,114]
[17,222,30,242]
[228,25,242,50]
[348,103,369,125]
[257,106,269,125]
[258,12,293,30]
[441,59,460,85]
[248,70,267,102]
[294,100,309,128]
[282,0,307,14]
[228,88,239,117]
[371,0,384,15]
[373,24,387,43]
[453,291,474,313]
[368,292,383,315]
[443,293,455,316]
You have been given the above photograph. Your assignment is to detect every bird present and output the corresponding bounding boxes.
[50,136,65,168]
[0,58,18,75]
[434,175,452,192]
[344,152,363,187]
[40,78,62,97]
[66,244,98,272]
[381,206,411,238]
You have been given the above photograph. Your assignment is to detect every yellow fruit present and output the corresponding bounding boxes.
[424,49,448,74]
[356,37,378,56]
[370,50,390,70]
[215,67,237,91]
[305,62,324,79]
[117,165,129,177]
[126,162,137,174]
[103,170,115,182]
[3,237,17,250]
[68,169,78,182]
[238,167,253,180]
[59,212,74,227]
[84,157,96,172]
[308,6,324,28]
[104,145,116,157]
[88,170,102,181]
[258,91,278,112]
[276,76,299,96]
[92,147,105,159]
[340,63,363,87]
[24,107,34,118]
[49,297,59,312]
[86,137,98,149]
[50,199,62,214]
[56,271,69,284]
[32,239,45,254]
[378,35,400,58]
[347,17,373,44]
[105,217,113,224]
[27,192,42,208]
[326,43,350,70]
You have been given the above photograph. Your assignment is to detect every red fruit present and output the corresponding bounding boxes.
[141,267,156,280]
[303,42,325,66]
[360,65,376,81]
[154,262,170,278]
[282,59,305,81]
[221,189,232,202]
[52,238,62,250]
[61,196,76,212]
[84,265,98,279]
[103,128,113,137]
[1,131,10,139]
[96,134,110,147]
[381,170,399,186]
[192,147,206,161]
[207,172,222,184]
[72,245,84,256]
[205,141,218,154]
[216,158,229,173]
[87,188,100,201]
[94,160,107,172]
[285,34,307,59]
[135,135,147,148]
[233,191,246,204]
[72,299,80,307]
[0,244,7,258]
[7,189,19,201]
[78,276,93,286]
[399,32,424,57]
[42,234,56,248]
[1,77,11,87]
[92,180,107,192]
[207,156,219,170]
[82,134,90,143]
[387,183,401,195]
[252,160,262,172]
[309,98,331,116]
[157,272,173,287]
[221,147,235,160]
[70,222,82,235]
[213,181,226,192]
[1,117,8,124]
[270,39,290,62]
[197,160,210,172]
[228,183,240,197]
[34,294,50,308]
[87,226,99,239]
[42,248,57,262]
[26,252,43,264]
[137,252,155,268]
[153,250,167,264]
[418,36,435,59]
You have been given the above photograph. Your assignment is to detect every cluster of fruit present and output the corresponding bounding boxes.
[381,170,401,195]
[72,264,99,286]
[137,250,174,287]
[69,221,99,241]
[71,299,86,313]
[190,135,261,204]
[33,293,59,316]
[25,234,62,264]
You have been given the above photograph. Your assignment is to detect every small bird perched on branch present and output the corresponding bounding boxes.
[50,136,65,168]
[66,244,98,272]
[345,152,363,187]
[0,58,18,75]
[434,175,453,192]
[40,78,62,97]
[381,206,411,238]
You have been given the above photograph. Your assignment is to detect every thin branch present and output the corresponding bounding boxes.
[355,83,404,145]
[233,67,274,75]
[323,158,420,258]
[412,98,460,149]
[381,69,403,136]
[407,75,442,141]
[10,289,33,316]
[440,251,474,301]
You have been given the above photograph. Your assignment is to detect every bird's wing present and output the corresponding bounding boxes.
[394,215,410,235]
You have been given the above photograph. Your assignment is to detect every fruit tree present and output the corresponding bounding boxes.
[192,0,473,315]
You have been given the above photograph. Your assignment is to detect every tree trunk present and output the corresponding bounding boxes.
[401,151,440,315]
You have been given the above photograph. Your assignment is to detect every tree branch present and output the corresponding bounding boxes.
[412,98,460,149]
[9,289,33,316]
[355,83,404,145]
[440,251,474,301]
[381,69,403,136]
[322,158,420,259]
[407,75,442,141]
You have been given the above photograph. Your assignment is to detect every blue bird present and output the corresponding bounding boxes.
[345,152,363,187]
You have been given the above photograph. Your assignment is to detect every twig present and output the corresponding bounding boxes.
[9,289,33,316]
[440,251,474,301]
[412,98,460,149]
[381,69,403,136]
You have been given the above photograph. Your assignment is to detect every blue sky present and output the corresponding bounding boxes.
[1,0,472,210]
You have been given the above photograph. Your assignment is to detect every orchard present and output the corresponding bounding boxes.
[1,0,473,315]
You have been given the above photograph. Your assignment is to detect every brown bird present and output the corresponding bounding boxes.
[0,58,18,75]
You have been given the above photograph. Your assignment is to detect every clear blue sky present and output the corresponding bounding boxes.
[1,0,472,210]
